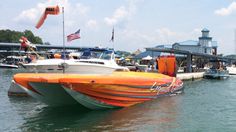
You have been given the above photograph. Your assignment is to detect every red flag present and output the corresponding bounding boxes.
[35,5,60,29]
[67,29,81,42]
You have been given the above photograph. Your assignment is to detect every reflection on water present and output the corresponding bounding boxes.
[12,95,182,132]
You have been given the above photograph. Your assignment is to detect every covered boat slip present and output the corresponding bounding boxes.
[13,72,183,109]
[146,48,236,73]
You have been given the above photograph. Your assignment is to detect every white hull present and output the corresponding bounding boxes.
[65,64,117,74]
[227,67,236,75]
[21,59,66,73]
[0,63,18,69]
[22,59,128,74]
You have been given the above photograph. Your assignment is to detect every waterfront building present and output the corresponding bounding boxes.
[172,28,218,55]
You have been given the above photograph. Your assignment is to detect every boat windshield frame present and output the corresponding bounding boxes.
[80,49,115,61]
[99,50,114,60]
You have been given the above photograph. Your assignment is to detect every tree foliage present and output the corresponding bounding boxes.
[0,29,44,44]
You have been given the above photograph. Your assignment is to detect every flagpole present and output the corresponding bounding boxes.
[62,7,66,73]
[112,26,114,50]
[113,39,114,50]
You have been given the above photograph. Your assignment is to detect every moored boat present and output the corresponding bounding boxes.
[203,59,229,79]
[0,56,25,69]
[203,68,229,79]
[226,65,236,75]
[0,63,18,69]
[21,49,128,74]
[13,72,183,109]
[9,49,128,96]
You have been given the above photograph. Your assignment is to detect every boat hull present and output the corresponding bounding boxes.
[13,73,82,106]
[226,67,236,75]
[13,72,184,109]
[29,82,79,106]
[204,69,229,79]
[65,64,117,74]
[21,59,127,74]
[62,83,183,110]
[0,63,18,69]
[203,74,229,79]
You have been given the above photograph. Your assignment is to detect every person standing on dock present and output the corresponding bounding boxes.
[156,56,159,72]
[19,36,37,52]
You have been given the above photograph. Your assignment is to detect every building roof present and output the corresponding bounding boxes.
[176,40,199,46]
[202,28,209,32]
[155,44,172,49]
[135,51,161,59]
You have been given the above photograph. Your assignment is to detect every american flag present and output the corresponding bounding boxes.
[67,29,81,42]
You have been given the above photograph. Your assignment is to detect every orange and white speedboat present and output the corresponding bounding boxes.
[13,72,183,109]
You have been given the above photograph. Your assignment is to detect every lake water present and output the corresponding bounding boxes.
[1,69,236,132]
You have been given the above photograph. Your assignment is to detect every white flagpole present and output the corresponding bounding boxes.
[62,7,65,59]
[62,7,66,73]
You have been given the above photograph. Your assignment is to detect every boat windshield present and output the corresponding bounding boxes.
[80,50,103,59]
[99,50,114,60]
[80,49,114,60]
[3,56,24,64]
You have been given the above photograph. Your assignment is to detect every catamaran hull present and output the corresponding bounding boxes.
[15,82,79,107]
[13,72,184,109]
[29,82,79,106]
[63,87,120,109]
[62,85,183,110]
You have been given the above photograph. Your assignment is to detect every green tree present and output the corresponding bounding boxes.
[0,29,44,44]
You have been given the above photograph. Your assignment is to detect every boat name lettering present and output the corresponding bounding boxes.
[150,82,161,92]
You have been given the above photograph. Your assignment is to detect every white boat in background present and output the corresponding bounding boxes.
[204,68,229,79]
[21,49,129,74]
[0,63,18,69]
[203,59,229,79]
[226,65,236,75]
[0,56,25,69]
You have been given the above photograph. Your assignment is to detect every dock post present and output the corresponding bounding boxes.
[186,53,192,73]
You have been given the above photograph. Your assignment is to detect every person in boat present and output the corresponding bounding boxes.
[24,54,32,63]
[135,62,140,72]
[30,54,37,63]
[156,56,159,71]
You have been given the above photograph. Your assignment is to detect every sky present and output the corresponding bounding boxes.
[1,0,236,54]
